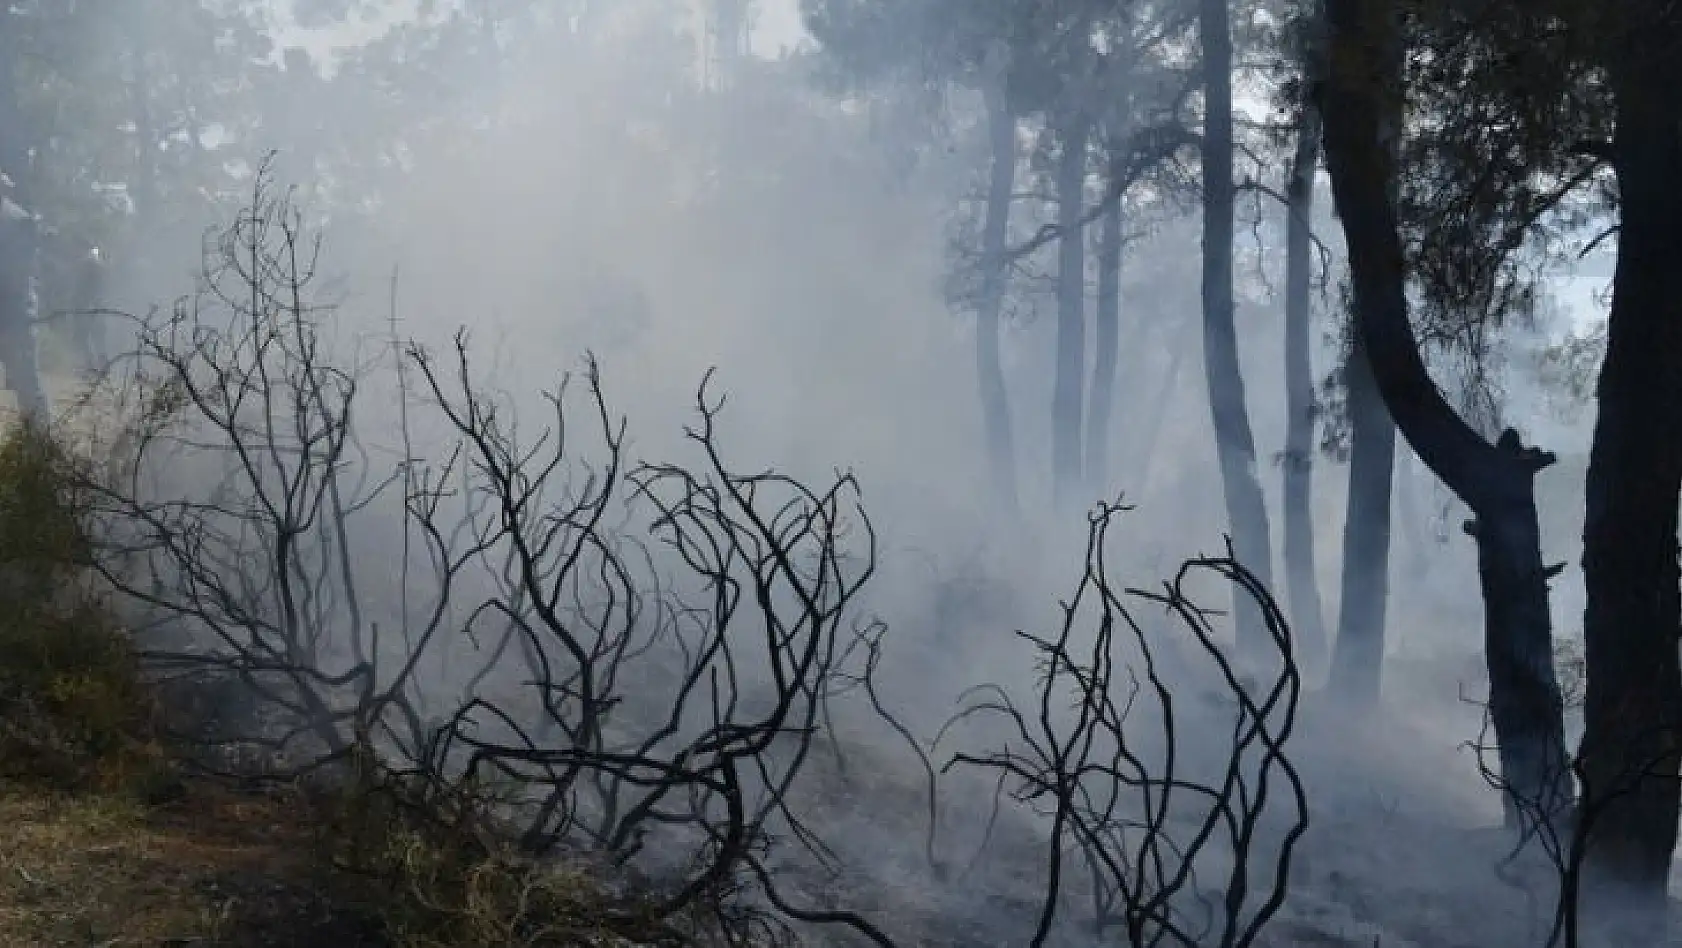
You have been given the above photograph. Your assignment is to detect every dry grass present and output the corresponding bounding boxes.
[0,766,731,948]
[307,753,717,948]
[0,414,386,947]
[0,777,383,947]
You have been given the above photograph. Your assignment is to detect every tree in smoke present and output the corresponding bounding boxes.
[1318,0,1682,934]
[1316,0,1573,845]
[0,0,288,405]
[1272,2,1331,671]
[1082,4,1199,502]
[807,0,1200,513]
[1008,1,1200,511]
[1567,1,1682,927]
[802,0,1049,511]
[976,41,1023,510]
[1199,0,1275,657]
[1315,0,1400,703]
[1049,93,1092,511]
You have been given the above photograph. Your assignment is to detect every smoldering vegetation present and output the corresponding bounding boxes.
[0,1,1669,946]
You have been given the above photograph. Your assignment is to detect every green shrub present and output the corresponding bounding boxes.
[0,420,165,794]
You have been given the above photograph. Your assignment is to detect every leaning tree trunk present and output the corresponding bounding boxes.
[1051,111,1090,509]
[1576,20,1682,927]
[1086,177,1125,494]
[1281,105,1329,669]
[1330,332,1396,702]
[1200,0,1275,656]
[975,86,1021,511]
[1319,0,1571,832]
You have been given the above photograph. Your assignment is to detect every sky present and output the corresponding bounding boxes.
[266,0,1610,388]
[275,0,812,63]
[749,0,808,54]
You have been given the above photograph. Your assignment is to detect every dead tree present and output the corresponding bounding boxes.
[943,501,1308,947]
[79,163,442,774]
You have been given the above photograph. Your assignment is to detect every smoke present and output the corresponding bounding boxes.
[55,2,1617,945]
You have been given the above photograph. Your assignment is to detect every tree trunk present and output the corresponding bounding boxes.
[1331,334,1396,702]
[1576,17,1682,926]
[1282,106,1329,670]
[1319,0,1571,832]
[0,46,45,422]
[0,219,43,420]
[1051,112,1090,509]
[976,87,1020,511]
[1200,0,1275,655]
[1086,183,1123,494]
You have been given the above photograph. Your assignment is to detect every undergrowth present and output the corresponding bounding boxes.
[0,418,755,947]
[306,743,727,947]
[0,419,169,796]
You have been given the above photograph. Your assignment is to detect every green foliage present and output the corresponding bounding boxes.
[1397,0,1614,350]
[0,421,165,796]
[1529,320,1606,424]
[0,418,90,588]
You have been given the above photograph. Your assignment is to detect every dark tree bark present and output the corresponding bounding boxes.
[1331,334,1396,701]
[1085,179,1124,494]
[1282,106,1329,669]
[976,86,1021,510]
[1051,111,1090,509]
[1577,9,1682,920]
[1332,49,1400,703]
[1200,0,1275,654]
[1318,0,1571,829]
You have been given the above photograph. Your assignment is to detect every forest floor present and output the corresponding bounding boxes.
[0,377,393,945]
[0,776,388,947]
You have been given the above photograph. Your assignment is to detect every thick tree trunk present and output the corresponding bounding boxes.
[976,88,1021,511]
[1319,0,1571,831]
[1331,334,1396,701]
[1282,107,1329,669]
[1086,186,1123,494]
[1200,0,1275,655]
[1051,113,1090,509]
[1576,21,1682,926]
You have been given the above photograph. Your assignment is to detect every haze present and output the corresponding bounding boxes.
[0,1,1664,946]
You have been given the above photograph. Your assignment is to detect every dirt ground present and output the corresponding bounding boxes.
[0,778,387,947]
